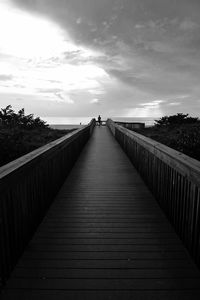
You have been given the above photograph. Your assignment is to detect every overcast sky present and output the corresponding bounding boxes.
[0,0,200,121]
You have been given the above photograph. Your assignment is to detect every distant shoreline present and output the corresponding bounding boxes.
[46,117,156,127]
[50,124,84,130]
[50,119,155,130]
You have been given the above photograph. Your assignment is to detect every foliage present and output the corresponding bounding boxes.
[0,105,74,167]
[133,113,200,162]
[155,113,199,127]
[175,124,200,160]
[0,105,48,129]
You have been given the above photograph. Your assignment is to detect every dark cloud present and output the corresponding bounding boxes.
[11,0,200,56]
[108,68,194,96]
[11,0,120,47]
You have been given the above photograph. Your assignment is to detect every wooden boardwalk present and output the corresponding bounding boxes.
[2,126,200,299]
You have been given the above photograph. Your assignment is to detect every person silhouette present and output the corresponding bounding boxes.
[97,115,101,126]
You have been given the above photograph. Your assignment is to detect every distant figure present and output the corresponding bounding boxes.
[97,115,101,126]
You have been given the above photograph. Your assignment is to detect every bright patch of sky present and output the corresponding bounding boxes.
[0,0,109,118]
[0,4,66,58]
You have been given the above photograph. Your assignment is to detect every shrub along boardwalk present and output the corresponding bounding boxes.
[2,126,200,300]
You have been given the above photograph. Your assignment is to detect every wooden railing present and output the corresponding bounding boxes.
[107,119,200,267]
[115,121,145,130]
[0,119,96,285]
[95,120,107,126]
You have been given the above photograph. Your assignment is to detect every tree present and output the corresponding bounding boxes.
[0,105,48,129]
[155,113,199,127]
[0,105,15,126]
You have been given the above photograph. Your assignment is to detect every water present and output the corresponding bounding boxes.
[48,117,156,130]
[45,117,93,126]
[50,124,84,130]
[112,117,156,127]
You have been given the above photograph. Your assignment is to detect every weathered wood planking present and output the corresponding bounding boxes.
[107,119,200,267]
[2,126,200,299]
[0,119,96,285]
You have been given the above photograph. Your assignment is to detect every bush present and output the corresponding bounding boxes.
[133,113,200,162]
[155,113,199,127]
[0,105,74,167]
[175,124,200,160]
[0,105,48,129]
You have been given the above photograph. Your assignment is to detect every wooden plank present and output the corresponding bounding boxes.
[18,251,190,261]
[15,259,195,269]
[34,232,180,238]
[39,222,173,228]
[24,244,188,251]
[12,267,200,279]
[28,239,181,246]
[35,227,174,233]
[6,277,200,290]
[2,290,200,300]
[2,126,200,299]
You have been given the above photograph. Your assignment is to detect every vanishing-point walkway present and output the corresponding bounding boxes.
[2,126,200,300]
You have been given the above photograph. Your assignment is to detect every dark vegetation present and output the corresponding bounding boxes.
[0,105,74,167]
[133,113,200,161]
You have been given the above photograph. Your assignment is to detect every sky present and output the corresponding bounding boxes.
[0,0,200,122]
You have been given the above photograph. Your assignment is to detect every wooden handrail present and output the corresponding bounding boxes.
[107,118,200,267]
[115,121,145,130]
[0,119,96,285]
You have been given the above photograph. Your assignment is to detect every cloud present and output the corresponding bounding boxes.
[179,19,199,31]
[76,17,82,25]
[168,102,181,106]
[55,92,74,104]
[135,24,145,29]
[6,0,200,118]
[0,74,13,81]
[38,88,62,94]
[140,100,165,107]
[126,106,163,118]
[89,89,105,95]
[90,98,100,104]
